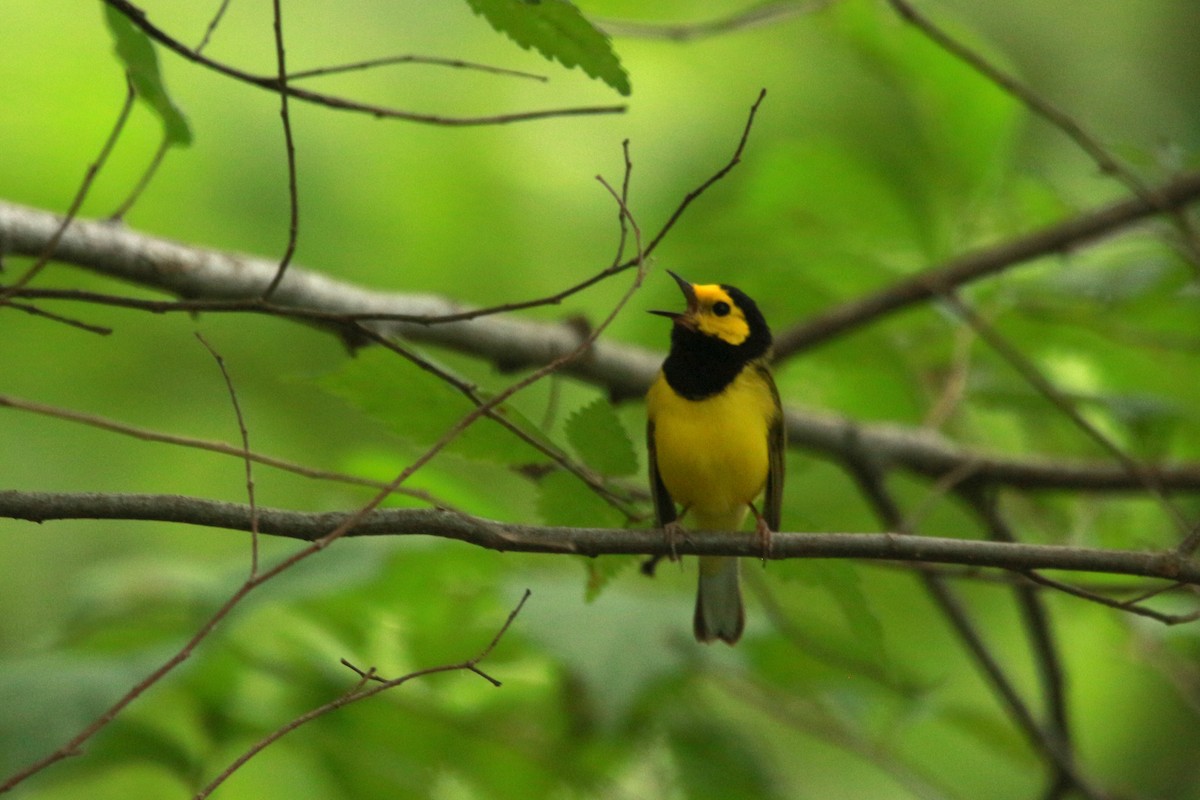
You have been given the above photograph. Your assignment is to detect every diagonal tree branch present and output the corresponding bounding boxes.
[3,491,1198,587]
[838,434,1103,799]
[772,170,1200,359]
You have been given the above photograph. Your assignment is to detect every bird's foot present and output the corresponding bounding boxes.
[663,520,685,563]
[751,506,774,565]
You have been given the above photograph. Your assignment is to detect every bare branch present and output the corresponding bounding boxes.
[2,300,112,335]
[3,491,1198,588]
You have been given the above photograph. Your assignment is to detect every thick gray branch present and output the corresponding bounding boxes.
[4,491,1197,584]
[6,200,1200,493]
[0,200,658,399]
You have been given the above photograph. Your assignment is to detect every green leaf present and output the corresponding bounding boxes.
[564,397,638,477]
[464,0,631,96]
[103,5,193,146]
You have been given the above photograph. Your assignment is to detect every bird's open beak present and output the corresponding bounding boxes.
[649,270,699,327]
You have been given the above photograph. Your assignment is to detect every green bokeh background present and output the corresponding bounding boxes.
[3,1,1200,798]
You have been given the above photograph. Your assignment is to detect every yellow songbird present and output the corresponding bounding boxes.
[646,271,785,644]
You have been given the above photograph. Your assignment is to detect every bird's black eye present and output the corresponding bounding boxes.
[712,301,731,317]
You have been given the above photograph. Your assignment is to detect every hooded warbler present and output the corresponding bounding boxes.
[646,271,785,644]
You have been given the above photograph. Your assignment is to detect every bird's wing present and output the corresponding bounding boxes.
[761,365,786,532]
[646,419,677,527]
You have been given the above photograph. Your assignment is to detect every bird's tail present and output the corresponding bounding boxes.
[694,556,744,644]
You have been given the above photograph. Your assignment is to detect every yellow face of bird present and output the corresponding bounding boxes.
[686,283,752,346]
[652,271,754,347]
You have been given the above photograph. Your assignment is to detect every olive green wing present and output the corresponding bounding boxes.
[646,419,677,527]
[760,364,786,532]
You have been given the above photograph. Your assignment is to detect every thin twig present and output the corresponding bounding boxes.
[392,89,767,327]
[193,590,531,798]
[109,134,171,221]
[0,80,136,301]
[354,324,642,519]
[0,392,452,506]
[2,301,113,335]
[641,88,767,258]
[195,0,233,53]
[261,0,299,300]
[195,334,260,576]
[608,139,634,268]
[287,54,547,83]
[1018,571,1197,626]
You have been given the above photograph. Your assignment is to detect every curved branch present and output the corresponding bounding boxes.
[6,200,1200,494]
[3,491,1197,585]
[100,0,625,127]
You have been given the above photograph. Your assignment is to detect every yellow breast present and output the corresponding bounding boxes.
[647,366,775,531]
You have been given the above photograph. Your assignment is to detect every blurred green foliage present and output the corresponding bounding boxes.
[3,1,1200,798]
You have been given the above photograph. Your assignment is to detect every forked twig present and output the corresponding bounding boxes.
[193,590,531,798]
[396,89,768,327]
